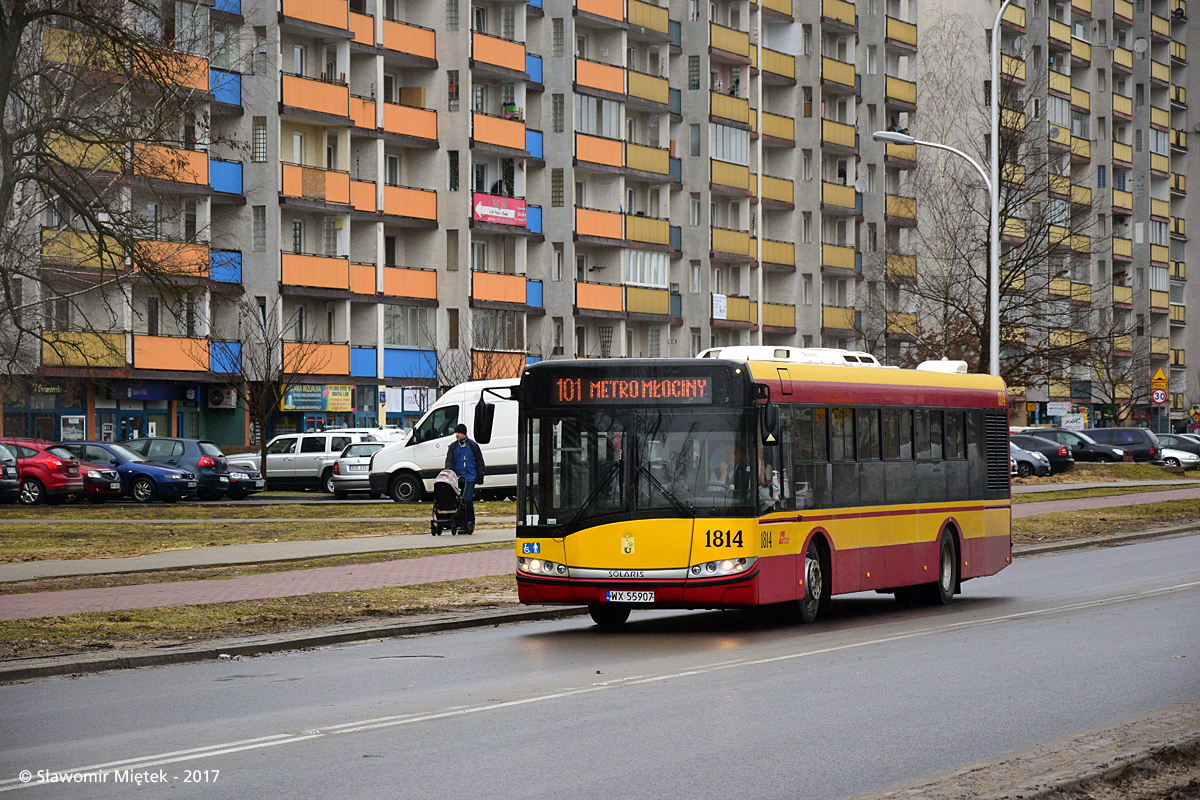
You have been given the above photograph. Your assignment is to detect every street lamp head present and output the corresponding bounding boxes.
[872,130,916,146]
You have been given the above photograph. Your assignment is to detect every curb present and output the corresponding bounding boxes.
[3,524,1195,683]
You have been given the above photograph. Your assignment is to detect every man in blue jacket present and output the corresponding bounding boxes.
[445,423,485,533]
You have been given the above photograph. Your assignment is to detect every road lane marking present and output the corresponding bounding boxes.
[4,579,1197,791]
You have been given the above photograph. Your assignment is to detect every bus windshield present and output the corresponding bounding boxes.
[522,406,757,529]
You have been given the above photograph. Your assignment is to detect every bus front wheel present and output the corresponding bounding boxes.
[799,538,828,623]
[930,531,959,605]
[588,604,630,628]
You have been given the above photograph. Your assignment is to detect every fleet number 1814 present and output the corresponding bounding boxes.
[705,530,743,548]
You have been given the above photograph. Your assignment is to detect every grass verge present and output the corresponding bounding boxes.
[1012,498,1200,544]
[0,499,516,522]
[1012,483,1199,504]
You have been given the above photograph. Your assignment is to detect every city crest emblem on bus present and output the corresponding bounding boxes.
[621,534,634,555]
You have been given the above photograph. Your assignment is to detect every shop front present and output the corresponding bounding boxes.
[383,386,439,430]
[276,384,375,435]
[2,380,88,441]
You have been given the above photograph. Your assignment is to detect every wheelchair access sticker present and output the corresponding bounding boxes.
[522,542,541,554]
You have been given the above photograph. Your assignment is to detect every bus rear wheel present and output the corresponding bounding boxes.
[588,604,630,628]
[798,538,829,623]
[929,531,959,605]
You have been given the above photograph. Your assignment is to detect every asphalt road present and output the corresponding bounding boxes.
[2,537,1197,799]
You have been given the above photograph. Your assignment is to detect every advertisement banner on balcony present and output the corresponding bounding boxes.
[473,192,527,226]
[281,384,357,412]
[712,293,727,320]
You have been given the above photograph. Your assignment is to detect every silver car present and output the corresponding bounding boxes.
[331,442,386,499]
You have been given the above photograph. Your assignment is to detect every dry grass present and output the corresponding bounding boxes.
[1012,483,1198,504]
[1012,462,1182,485]
[0,499,515,522]
[1012,499,1200,544]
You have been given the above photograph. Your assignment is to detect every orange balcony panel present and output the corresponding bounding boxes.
[351,180,377,212]
[474,272,528,304]
[281,163,350,204]
[474,112,526,151]
[350,263,376,295]
[576,132,623,167]
[284,342,350,375]
[577,281,624,312]
[349,11,374,45]
[472,350,526,381]
[282,0,348,30]
[43,332,126,368]
[158,52,209,93]
[136,240,210,279]
[282,74,349,118]
[576,207,624,240]
[384,185,437,220]
[384,19,436,60]
[473,32,525,73]
[382,102,438,141]
[351,96,376,129]
[383,267,437,300]
[281,253,351,290]
[577,0,624,21]
[134,336,209,372]
[577,58,625,94]
[134,145,208,185]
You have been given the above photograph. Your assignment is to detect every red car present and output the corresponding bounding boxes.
[0,438,85,505]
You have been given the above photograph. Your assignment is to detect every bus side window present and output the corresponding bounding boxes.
[929,410,944,460]
[914,410,931,459]
[882,409,901,459]
[857,408,881,461]
[946,411,965,459]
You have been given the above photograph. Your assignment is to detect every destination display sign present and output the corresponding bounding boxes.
[551,376,712,405]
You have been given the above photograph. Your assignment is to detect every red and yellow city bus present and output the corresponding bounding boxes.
[512,349,1012,627]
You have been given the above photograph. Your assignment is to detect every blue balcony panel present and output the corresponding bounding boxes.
[526,204,543,235]
[384,348,437,380]
[527,0,542,7]
[210,159,243,194]
[213,0,241,12]
[526,278,543,308]
[669,19,681,48]
[526,128,544,160]
[526,53,543,84]
[210,341,241,374]
[669,156,682,184]
[210,68,242,106]
[210,250,242,283]
[670,224,681,252]
[526,355,542,365]
[669,87,681,116]
[670,292,682,318]
[350,347,378,378]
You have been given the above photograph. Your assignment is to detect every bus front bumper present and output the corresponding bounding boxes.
[515,568,761,608]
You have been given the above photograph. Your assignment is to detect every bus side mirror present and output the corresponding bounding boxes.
[761,402,780,446]
[474,398,496,445]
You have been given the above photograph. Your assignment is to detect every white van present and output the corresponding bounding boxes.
[368,379,518,502]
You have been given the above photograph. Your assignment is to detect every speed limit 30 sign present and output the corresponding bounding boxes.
[1152,388,1168,405]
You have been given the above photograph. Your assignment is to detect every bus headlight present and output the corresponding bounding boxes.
[518,557,568,576]
[690,558,754,577]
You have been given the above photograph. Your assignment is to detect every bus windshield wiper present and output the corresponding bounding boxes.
[561,459,620,535]
[635,463,694,518]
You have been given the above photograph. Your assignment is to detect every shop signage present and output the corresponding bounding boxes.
[120,384,180,401]
[33,385,62,394]
[1046,402,1071,416]
[472,192,526,227]
[281,384,356,412]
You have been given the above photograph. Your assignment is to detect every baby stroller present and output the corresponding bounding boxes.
[431,469,469,536]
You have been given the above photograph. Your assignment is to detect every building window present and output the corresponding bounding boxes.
[501,5,515,40]
[803,274,813,305]
[476,308,525,350]
[553,18,563,56]
[448,308,459,349]
[690,124,701,157]
[691,328,701,355]
[552,93,564,132]
[447,0,459,30]
[690,194,701,226]
[252,116,267,162]
[146,296,159,336]
[45,297,70,331]
[252,206,266,252]
[292,219,304,254]
[448,71,459,111]
[553,245,563,281]
[384,304,434,347]
[802,212,812,243]
[691,261,701,292]
[1097,165,1106,188]
[449,150,459,191]
[551,168,564,207]
[324,217,337,256]
[803,87,812,117]
[802,149,812,180]
[688,55,700,90]
[184,201,197,240]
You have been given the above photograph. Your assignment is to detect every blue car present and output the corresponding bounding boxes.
[54,442,199,503]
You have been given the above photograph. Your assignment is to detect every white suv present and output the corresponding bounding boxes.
[228,432,378,493]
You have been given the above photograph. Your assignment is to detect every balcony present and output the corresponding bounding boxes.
[1113,47,1133,72]
[382,266,437,300]
[1072,136,1090,161]
[132,145,208,185]
[1112,93,1133,119]
[1152,242,1169,264]
[1113,237,1133,260]
[885,75,916,106]
[135,240,210,279]
[575,132,623,169]
[211,250,241,283]
[823,0,856,29]
[822,182,856,213]
[887,253,917,280]
[576,281,624,314]
[761,175,794,206]
[1002,54,1026,83]
[1072,37,1091,64]
[134,335,209,372]
[628,69,669,106]
[281,163,351,205]
[822,243,855,273]
[41,229,123,271]
[822,118,856,152]
[350,263,375,295]
[384,184,437,221]
[1002,2,1026,28]
[472,32,526,74]
[710,23,750,60]
[625,214,670,246]
[1152,337,1170,358]
[351,179,376,212]
[886,194,917,223]
[1049,19,1071,46]
[350,96,375,129]
[1171,304,1186,324]
[711,159,751,193]
[576,0,623,23]
[762,112,795,144]
[473,272,528,305]
[281,74,350,120]
[886,312,918,336]
[210,68,241,107]
[382,102,438,142]
[1172,348,1185,368]
[576,207,624,241]
[711,227,752,260]
[628,0,669,34]
[210,159,243,195]
[626,142,670,176]
[714,295,757,325]
[763,303,795,331]
[626,286,669,316]
[349,11,373,46]
[1113,334,1133,353]
[1151,290,1170,311]
[473,111,526,152]
[284,342,351,375]
[760,48,796,83]
[282,0,348,30]
[823,57,857,93]
[1171,260,1186,280]
[281,252,350,290]
[761,239,795,268]
[1173,84,1186,107]
[822,306,856,330]
[472,192,527,228]
[42,332,127,369]
[1113,285,1133,306]
[577,57,625,95]
[711,91,750,125]
[382,18,436,62]
[1049,70,1070,96]
[1112,141,1133,165]
[886,17,917,50]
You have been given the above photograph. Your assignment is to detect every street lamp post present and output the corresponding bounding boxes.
[990,0,1012,378]
[872,130,997,374]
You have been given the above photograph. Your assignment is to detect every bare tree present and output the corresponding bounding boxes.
[0,1,237,380]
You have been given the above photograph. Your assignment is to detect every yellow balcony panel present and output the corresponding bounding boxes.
[1172,172,1186,193]
[1002,162,1026,185]
[384,185,437,220]
[282,0,347,29]
[1152,198,1170,219]
[1171,260,1186,279]
[1071,282,1092,303]
[473,112,525,151]
[1002,218,1026,240]
[1114,285,1133,305]
[1151,153,1170,174]
[576,58,625,95]
[1002,3,1026,28]
[711,159,751,192]
[712,227,751,257]
[577,0,624,22]
[1113,333,1133,352]
[351,179,377,213]
[822,305,855,330]
[42,332,126,369]
[823,181,856,210]
[711,91,750,124]
[724,296,757,324]
[628,0,670,33]
[887,312,917,335]
[47,136,122,173]
[1152,336,1170,355]
[472,32,525,73]
[1113,141,1133,163]
[576,132,623,168]
[1114,236,1133,259]
[284,342,350,376]
[761,48,796,81]
[823,0,856,27]
[763,111,795,142]
[281,252,350,290]
[1113,46,1133,70]
[135,240,209,279]
[41,229,124,271]
[350,263,375,295]
[1048,276,1071,297]
[1049,224,1071,247]
[1071,87,1091,111]
[383,19,436,61]
[625,214,669,246]
[886,17,917,48]
[1112,189,1133,212]
[1002,54,1026,82]
[824,57,857,90]
[761,175,794,204]
[1002,324,1027,343]
[281,163,351,205]
[1074,0,1092,12]
[1049,71,1070,95]
[577,281,624,312]
[1048,123,1071,146]
[474,272,527,304]
[1004,268,1025,292]
[135,336,209,372]
[1071,185,1092,207]
[762,238,794,266]
[1172,40,1187,62]
[1049,19,1071,44]
[1174,217,1187,236]
[1072,38,1092,63]
[1002,107,1027,131]
[628,69,669,105]
[1071,234,1091,253]
[888,253,917,278]
[1173,85,1187,105]
[472,351,525,381]
[626,142,670,175]
[1047,381,1071,398]
[1049,329,1086,348]
[576,207,624,240]
[763,303,795,329]
[1153,13,1171,38]
[1171,304,1186,323]
[1114,382,1133,400]
[886,76,916,106]
[626,286,669,316]
[1151,289,1169,309]
[1049,174,1070,196]
[886,194,917,220]
[822,118,856,149]
[383,102,438,141]
[349,11,374,45]
[762,0,794,18]
[133,145,208,185]
[350,96,376,129]
[822,243,855,271]
[1151,106,1171,128]
[282,74,349,118]
[383,267,437,300]
[710,23,750,58]
[1072,136,1091,160]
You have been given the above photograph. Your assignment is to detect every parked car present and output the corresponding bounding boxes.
[1010,434,1075,475]
[228,432,379,493]
[1010,454,1018,477]
[53,441,198,503]
[0,443,21,503]
[1011,441,1052,478]
[1178,433,1200,446]
[1159,447,1200,469]
[75,458,123,504]
[0,438,84,505]
[225,465,266,500]
[1155,433,1200,460]
[1021,428,1126,463]
[1082,427,1161,462]
[330,442,386,499]
[121,438,231,499]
